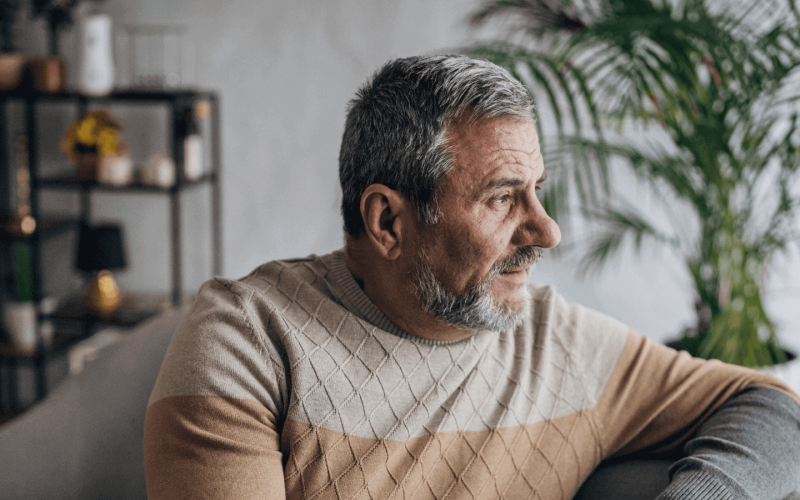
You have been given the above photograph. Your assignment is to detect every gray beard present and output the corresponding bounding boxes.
[414,246,543,333]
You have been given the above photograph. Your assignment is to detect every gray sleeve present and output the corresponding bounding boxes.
[656,386,800,500]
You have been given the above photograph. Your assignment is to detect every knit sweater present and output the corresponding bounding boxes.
[144,251,800,499]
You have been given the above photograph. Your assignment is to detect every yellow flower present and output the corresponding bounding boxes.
[96,128,119,156]
[76,116,98,145]
[62,110,124,159]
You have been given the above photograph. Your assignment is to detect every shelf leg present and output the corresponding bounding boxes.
[170,189,182,308]
[211,94,222,276]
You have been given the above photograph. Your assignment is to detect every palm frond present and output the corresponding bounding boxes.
[579,203,679,275]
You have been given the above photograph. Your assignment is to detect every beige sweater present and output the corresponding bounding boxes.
[144,251,798,499]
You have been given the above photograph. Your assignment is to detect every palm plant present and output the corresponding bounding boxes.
[468,0,800,366]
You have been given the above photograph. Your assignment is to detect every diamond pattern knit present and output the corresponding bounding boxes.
[145,251,793,499]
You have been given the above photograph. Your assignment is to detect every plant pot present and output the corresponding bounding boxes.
[72,151,99,180]
[2,301,37,355]
[96,147,133,186]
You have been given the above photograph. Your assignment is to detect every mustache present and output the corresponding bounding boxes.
[489,246,543,278]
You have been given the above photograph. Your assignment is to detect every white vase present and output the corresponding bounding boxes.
[2,301,37,355]
[79,14,115,96]
[183,134,203,180]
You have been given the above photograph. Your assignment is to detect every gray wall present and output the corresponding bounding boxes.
[13,0,800,346]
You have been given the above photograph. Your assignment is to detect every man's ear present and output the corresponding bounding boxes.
[360,184,406,260]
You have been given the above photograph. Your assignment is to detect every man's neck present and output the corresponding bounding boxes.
[343,244,471,342]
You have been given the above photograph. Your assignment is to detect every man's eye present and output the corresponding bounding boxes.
[492,194,511,204]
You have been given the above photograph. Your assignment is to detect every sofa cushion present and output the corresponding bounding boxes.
[0,310,184,500]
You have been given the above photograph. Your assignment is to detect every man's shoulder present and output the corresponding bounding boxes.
[521,282,632,409]
[525,282,629,338]
[195,251,342,311]
[525,282,630,360]
[223,251,338,294]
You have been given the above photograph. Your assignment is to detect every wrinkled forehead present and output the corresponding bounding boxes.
[432,119,539,208]
[445,115,540,172]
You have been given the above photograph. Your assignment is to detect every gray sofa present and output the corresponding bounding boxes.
[0,310,184,500]
[0,309,797,499]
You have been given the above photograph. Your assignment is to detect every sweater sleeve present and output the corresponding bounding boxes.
[594,330,800,458]
[656,385,800,500]
[143,278,289,500]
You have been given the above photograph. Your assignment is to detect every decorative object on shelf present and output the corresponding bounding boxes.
[28,55,65,93]
[76,222,127,318]
[2,245,36,354]
[7,134,36,235]
[180,107,203,180]
[141,152,176,187]
[0,52,24,89]
[78,12,114,96]
[95,147,133,186]
[61,109,125,181]
[116,24,189,89]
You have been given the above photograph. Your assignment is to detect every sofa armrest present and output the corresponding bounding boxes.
[0,309,185,500]
[575,459,800,500]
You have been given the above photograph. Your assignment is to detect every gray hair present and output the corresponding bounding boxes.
[339,54,534,239]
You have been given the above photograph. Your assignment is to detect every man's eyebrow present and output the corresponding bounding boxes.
[482,170,548,192]
[489,177,525,190]
[471,177,524,201]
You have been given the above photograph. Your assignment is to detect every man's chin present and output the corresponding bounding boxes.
[495,286,531,315]
[491,277,531,309]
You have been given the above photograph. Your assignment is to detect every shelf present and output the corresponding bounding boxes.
[46,298,163,329]
[1,87,220,412]
[37,172,217,193]
[0,88,215,103]
[1,216,78,242]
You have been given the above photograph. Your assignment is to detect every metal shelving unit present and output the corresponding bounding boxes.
[0,88,222,414]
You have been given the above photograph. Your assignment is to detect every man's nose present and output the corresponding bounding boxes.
[512,193,561,249]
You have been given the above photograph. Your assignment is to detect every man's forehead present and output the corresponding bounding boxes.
[446,118,541,187]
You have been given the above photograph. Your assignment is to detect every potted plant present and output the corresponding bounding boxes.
[2,244,37,354]
[468,0,800,367]
[61,109,132,184]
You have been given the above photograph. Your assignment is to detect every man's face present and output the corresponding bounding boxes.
[412,116,561,331]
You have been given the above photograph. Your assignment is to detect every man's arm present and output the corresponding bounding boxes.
[144,277,288,499]
[592,331,800,499]
[657,385,800,500]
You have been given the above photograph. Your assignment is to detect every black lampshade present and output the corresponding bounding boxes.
[76,223,128,272]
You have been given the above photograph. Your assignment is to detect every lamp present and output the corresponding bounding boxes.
[76,223,128,318]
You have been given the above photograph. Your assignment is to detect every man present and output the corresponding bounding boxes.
[144,55,800,499]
